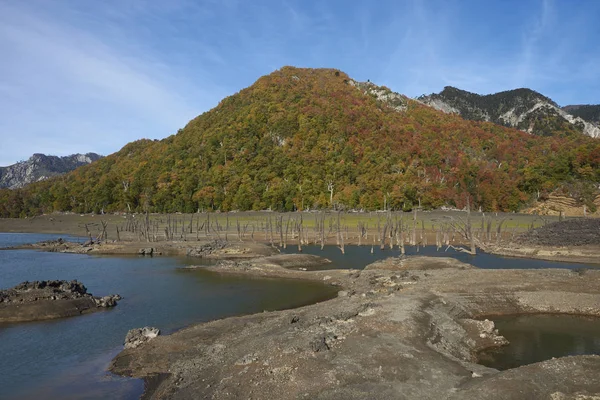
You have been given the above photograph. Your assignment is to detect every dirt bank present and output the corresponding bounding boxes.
[517,218,600,247]
[110,255,600,399]
[486,219,600,264]
[0,280,120,323]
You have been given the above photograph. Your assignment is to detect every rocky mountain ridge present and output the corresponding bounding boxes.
[418,87,600,138]
[0,153,102,189]
[563,104,600,125]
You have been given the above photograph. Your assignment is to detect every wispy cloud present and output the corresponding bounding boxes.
[513,0,554,88]
[0,1,224,165]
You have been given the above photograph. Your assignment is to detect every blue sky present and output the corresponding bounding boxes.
[1,0,599,165]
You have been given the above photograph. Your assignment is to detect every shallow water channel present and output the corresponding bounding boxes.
[281,244,600,270]
[478,314,600,370]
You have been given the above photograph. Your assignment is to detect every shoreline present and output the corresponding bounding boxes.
[8,236,600,267]
[485,244,600,265]
[3,227,600,398]
[2,212,600,265]
[109,255,600,399]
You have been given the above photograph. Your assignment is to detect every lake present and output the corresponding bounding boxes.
[0,233,337,399]
[2,235,599,399]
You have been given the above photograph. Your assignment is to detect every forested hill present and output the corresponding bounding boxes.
[1,67,600,217]
[419,87,600,138]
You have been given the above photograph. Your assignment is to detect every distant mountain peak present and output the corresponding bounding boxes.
[562,104,600,125]
[418,87,598,138]
[0,153,102,189]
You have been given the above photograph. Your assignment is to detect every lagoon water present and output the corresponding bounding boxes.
[0,233,337,399]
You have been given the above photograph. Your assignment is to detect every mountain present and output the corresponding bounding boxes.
[1,67,599,217]
[0,153,102,189]
[418,87,600,138]
[562,104,600,124]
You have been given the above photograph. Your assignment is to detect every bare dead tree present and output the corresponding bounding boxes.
[337,212,344,254]
[100,220,108,241]
[297,214,303,252]
[445,198,477,255]
[320,212,325,250]
[279,215,284,247]
[327,181,334,208]
[284,216,290,249]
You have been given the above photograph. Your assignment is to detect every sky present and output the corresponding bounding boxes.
[1,0,599,166]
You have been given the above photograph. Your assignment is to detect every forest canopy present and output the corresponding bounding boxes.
[1,67,599,217]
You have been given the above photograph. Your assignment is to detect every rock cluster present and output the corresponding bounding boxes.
[186,240,228,257]
[0,280,120,308]
[138,248,154,256]
[94,294,122,308]
[1,280,87,303]
[124,327,161,349]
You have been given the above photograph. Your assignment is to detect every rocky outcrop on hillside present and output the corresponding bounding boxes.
[349,79,408,112]
[0,152,102,189]
[418,87,600,138]
[563,104,600,124]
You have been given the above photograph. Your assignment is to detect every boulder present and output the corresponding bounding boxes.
[138,248,154,256]
[94,294,122,308]
[124,327,161,349]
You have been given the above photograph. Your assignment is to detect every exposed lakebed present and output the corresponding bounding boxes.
[2,234,600,399]
[0,233,337,399]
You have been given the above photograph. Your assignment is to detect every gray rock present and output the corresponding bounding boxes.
[310,336,330,352]
[186,240,228,257]
[94,294,121,308]
[138,248,154,256]
[124,327,161,349]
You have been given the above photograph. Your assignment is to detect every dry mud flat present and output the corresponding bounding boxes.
[111,256,600,400]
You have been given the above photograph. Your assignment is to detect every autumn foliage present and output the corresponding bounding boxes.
[1,67,599,217]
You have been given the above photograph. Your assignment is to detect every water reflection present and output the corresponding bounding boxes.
[478,314,600,370]
[280,245,600,271]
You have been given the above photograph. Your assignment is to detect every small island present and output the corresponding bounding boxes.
[0,280,121,323]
